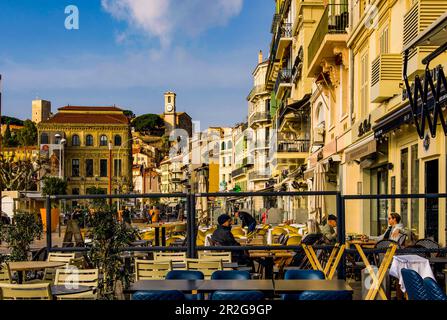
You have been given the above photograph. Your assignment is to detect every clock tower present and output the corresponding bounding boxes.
[163,91,177,135]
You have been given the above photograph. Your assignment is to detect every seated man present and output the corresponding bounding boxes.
[211,214,251,266]
[235,210,257,234]
[366,212,407,242]
[321,214,337,244]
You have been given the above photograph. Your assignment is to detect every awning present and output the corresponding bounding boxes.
[344,135,377,162]
[403,11,447,52]
[373,104,413,139]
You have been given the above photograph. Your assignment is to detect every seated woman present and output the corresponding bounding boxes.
[363,212,407,242]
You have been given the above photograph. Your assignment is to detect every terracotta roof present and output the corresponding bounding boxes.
[42,113,129,125]
[58,106,123,112]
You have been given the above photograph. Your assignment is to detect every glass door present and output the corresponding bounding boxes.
[425,159,439,242]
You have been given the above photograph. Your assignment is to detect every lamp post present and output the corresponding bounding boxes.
[108,141,112,206]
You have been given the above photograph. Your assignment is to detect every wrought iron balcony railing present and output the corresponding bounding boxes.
[277,140,310,153]
[274,68,292,94]
[308,4,349,67]
[249,112,271,126]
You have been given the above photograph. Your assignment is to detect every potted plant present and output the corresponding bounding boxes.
[0,212,43,261]
[87,210,138,299]
[40,176,67,232]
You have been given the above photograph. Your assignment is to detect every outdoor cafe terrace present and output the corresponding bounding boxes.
[1,191,447,301]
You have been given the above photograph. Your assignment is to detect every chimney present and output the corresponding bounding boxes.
[258,50,263,64]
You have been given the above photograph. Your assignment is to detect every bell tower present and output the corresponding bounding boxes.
[164,91,176,135]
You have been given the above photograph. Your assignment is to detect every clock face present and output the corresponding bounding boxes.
[166,104,173,112]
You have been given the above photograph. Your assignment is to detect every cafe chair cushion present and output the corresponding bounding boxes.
[294,290,352,300]
[132,290,185,301]
[211,290,264,301]
[166,270,204,280]
[211,270,251,280]
[401,268,429,300]
[423,277,447,301]
[284,270,325,280]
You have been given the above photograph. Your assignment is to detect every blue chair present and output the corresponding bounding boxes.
[211,291,264,301]
[132,290,185,301]
[296,290,352,300]
[284,269,325,280]
[282,269,325,300]
[166,270,204,300]
[211,270,251,280]
[423,277,447,301]
[401,268,429,300]
[166,270,204,280]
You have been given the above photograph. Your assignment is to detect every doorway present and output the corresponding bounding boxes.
[425,159,439,242]
[370,166,388,235]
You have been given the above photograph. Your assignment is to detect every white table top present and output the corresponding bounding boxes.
[389,255,435,292]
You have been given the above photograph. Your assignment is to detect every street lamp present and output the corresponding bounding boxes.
[54,134,66,178]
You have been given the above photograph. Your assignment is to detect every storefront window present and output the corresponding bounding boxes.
[400,148,409,224]
[410,144,419,239]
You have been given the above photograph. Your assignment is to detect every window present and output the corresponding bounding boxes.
[86,159,94,177]
[221,142,226,151]
[360,52,369,118]
[113,159,122,177]
[86,135,93,146]
[410,144,419,238]
[100,159,108,177]
[400,148,409,225]
[168,96,171,103]
[72,134,80,146]
[72,159,80,177]
[316,102,325,125]
[72,188,79,207]
[41,133,49,144]
[227,141,232,149]
[100,135,108,146]
[379,26,389,55]
[222,157,226,167]
[114,135,122,146]
[54,135,61,144]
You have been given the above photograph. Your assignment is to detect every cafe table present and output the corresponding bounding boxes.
[249,251,294,279]
[51,285,92,296]
[125,280,204,293]
[196,280,274,293]
[8,261,67,284]
[273,279,353,294]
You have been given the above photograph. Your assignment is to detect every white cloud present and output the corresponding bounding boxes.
[101,0,244,47]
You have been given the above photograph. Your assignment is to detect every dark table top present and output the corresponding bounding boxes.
[171,262,238,269]
[51,285,92,296]
[273,280,353,293]
[197,280,274,293]
[125,280,204,293]
[429,257,447,264]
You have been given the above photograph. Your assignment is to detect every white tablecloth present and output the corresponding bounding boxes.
[389,255,435,292]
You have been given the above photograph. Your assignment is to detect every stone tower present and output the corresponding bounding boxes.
[163,91,176,135]
[32,100,51,123]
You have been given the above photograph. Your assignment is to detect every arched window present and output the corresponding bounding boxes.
[86,135,93,146]
[72,134,80,146]
[227,140,233,149]
[100,135,108,146]
[221,141,226,151]
[316,102,325,126]
[114,135,122,146]
[40,133,49,144]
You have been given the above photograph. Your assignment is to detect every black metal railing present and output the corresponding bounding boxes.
[248,111,271,126]
[277,140,310,153]
[230,166,247,179]
[308,4,349,67]
[274,68,292,94]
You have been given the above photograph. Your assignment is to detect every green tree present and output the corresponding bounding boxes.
[86,186,107,209]
[132,114,164,135]
[0,213,43,261]
[0,155,48,191]
[41,176,67,196]
[3,123,18,147]
[17,120,37,146]
[122,110,135,119]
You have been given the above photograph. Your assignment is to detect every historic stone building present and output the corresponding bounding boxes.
[37,106,132,198]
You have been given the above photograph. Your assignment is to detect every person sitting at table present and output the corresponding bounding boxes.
[321,214,337,244]
[211,214,251,266]
[365,212,407,242]
[235,210,257,234]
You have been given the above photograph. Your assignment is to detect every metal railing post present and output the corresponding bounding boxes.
[190,194,197,258]
[186,193,193,258]
[46,196,52,250]
[336,192,346,280]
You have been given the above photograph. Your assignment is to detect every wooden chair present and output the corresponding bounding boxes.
[198,251,232,263]
[286,235,302,246]
[43,252,77,283]
[154,252,187,269]
[135,259,172,280]
[186,259,223,279]
[0,264,12,284]
[54,268,99,300]
[0,283,52,300]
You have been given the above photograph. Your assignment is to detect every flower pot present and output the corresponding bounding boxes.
[39,208,59,232]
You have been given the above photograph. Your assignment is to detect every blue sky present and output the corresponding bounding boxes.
[0,0,273,128]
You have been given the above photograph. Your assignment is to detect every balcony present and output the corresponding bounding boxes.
[248,112,271,127]
[277,140,310,153]
[247,85,267,102]
[248,170,270,181]
[274,68,292,99]
[370,54,402,103]
[403,0,447,79]
[275,23,293,60]
[308,4,349,75]
[231,167,247,179]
